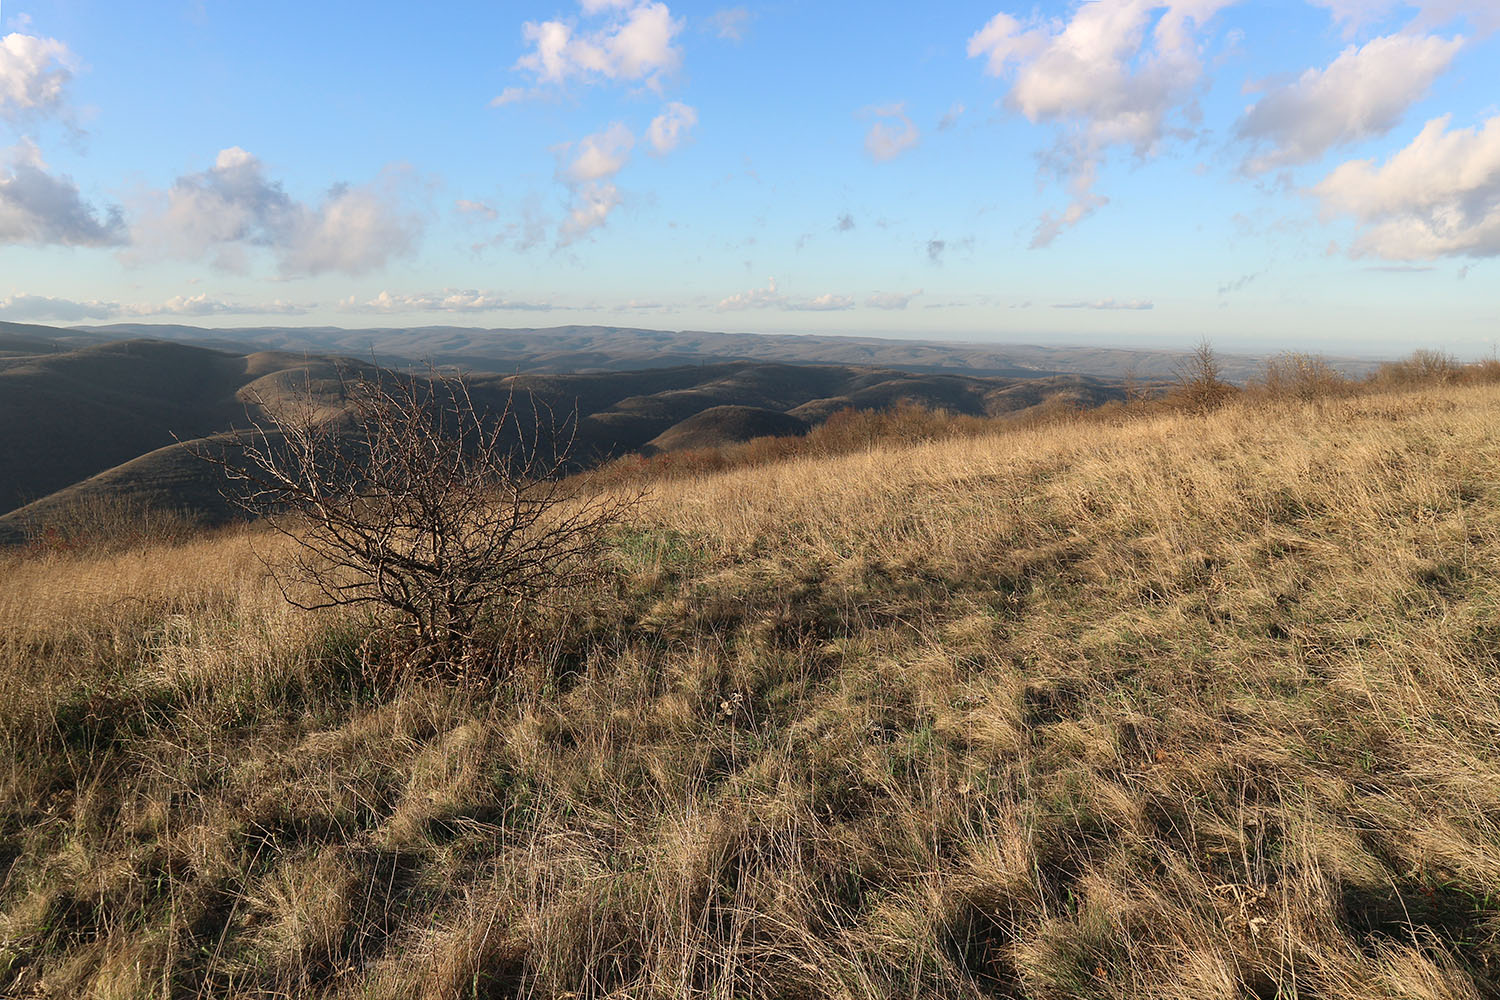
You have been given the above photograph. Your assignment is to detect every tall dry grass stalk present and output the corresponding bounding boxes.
[3,383,1500,998]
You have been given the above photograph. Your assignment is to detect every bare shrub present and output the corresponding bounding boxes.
[200,365,637,673]
[1169,337,1236,412]
[22,494,197,556]
[1260,352,1350,402]
[1375,349,1461,385]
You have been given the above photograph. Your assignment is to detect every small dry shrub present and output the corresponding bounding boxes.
[22,494,199,556]
[1259,352,1351,402]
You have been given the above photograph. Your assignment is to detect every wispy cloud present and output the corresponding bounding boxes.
[716,277,853,311]
[342,289,557,313]
[705,7,753,42]
[1053,298,1154,310]
[865,289,923,310]
[0,292,312,320]
[863,102,920,161]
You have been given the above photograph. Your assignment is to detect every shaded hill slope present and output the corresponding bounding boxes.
[644,405,809,453]
[0,341,1126,540]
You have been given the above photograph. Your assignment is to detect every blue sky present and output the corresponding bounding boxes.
[0,0,1497,354]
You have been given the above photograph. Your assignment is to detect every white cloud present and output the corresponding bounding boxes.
[717,276,784,310]
[1238,33,1462,172]
[559,182,623,244]
[490,86,530,106]
[706,7,753,41]
[563,122,635,183]
[0,292,311,320]
[937,101,966,131]
[791,293,855,311]
[514,1,683,92]
[0,139,125,246]
[863,103,920,162]
[967,0,1236,246]
[344,289,555,313]
[1309,0,1500,35]
[647,101,697,154]
[1053,298,1155,310]
[140,294,311,316]
[455,198,499,221]
[716,277,853,311]
[0,293,114,320]
[1314,114,1500,259]
[128,147,421,276]
[865,289,924,309]
[0,31,74,119]
[555,123,635,243]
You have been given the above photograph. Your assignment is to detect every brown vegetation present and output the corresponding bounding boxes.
[3,364,1500,998]
[201,366,636,678]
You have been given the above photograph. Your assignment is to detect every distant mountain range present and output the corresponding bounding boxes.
[4,319,1386,383]
[0,324,1155,541]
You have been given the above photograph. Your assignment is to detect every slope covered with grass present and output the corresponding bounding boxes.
[3,385,1499,998]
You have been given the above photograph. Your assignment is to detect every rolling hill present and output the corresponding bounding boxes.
[59,321,1385,383]
[0,332,1129,542]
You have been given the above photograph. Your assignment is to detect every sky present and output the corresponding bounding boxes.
[0,0,1497,355]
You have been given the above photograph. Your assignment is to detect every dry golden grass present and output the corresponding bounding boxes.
[4,383,1500,998]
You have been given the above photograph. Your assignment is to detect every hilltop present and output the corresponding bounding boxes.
[2,377,1498,998]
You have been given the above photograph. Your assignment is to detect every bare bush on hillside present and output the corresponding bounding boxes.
[1170,337,1236,411]
[1376,348,1461,385]
[22,494,196,555]
[1260,352,1350,402]
[199,366,637,673]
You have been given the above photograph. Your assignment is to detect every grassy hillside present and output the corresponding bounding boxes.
[3,384,1499,998]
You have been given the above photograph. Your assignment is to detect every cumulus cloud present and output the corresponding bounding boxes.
[345,289,555,313]
[563,122,635,183]
[647,101,697,154]
[0,140,125,246]
[1314,114,1500,259]
[967,0,1235,246]
[1237,33,1462,172]
[0,31,74,119]
[863,103,920,161]
[512,1,683,93]
[0,293,114,320]
[557,123,635,243]
[1053,298,1154,310]
[865,289,923,309]
[715,277,853,311]
[128,147,421,276]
